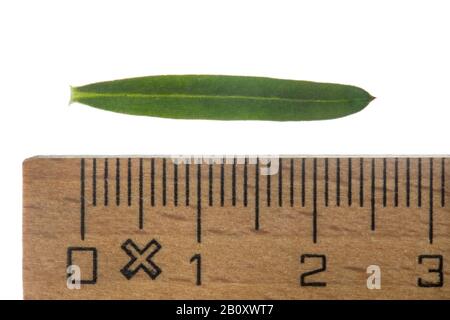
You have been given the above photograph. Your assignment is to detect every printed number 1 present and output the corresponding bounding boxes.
[190,253,201,286]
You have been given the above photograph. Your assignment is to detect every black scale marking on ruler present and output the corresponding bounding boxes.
[79,157,448,245]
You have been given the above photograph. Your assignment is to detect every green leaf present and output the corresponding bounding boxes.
[70,75,374,121]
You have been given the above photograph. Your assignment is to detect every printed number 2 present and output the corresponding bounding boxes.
[418,255,443,288]
[300,254,327,287]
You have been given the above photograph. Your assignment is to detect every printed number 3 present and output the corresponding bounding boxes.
[418,255,444,288]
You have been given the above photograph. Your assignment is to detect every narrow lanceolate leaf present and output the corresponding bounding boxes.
[70,75,375,121]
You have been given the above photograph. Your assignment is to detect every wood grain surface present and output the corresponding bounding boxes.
[23,156,450,299]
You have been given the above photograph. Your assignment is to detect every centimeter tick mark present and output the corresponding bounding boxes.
[348,158,352,206]
[104,158,108,206]
[151,158,155,207]
[336,158,341,207]
[371,158,376,231]
[325,158,329,207]
[244,157,248,207]
[209,163,213,207]
[174,162,178,207]
[127,158,132,207]
[359,158,364,207]
[394,158,399,207]
[278,158,283,207]
[442,158,445,207]
[301,158,306,207]
[255,157,260,230]
[116,158,120,206]
[429,158,434,244]
[139,158,143,229]
[290,158,294,207]
[232,157,236,206]
[185,162,190,207]
[197,163,202,243]
[162,158,166,206]
[383,158,387,207]
[313,158,318,244]
[92,158,97,207]
[267,162,271,207]
[406,158,410,207]
[80,158,86,241]
[220,159,225,207]
[418,158,422,208]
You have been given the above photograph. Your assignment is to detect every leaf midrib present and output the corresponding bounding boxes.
[72,91,372,104]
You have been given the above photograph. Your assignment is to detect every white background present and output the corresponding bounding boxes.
[0,0,449,299]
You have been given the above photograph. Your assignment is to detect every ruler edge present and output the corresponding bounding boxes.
[23,155,450,161]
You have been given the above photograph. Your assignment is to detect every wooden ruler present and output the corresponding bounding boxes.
[23,156,450,299]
